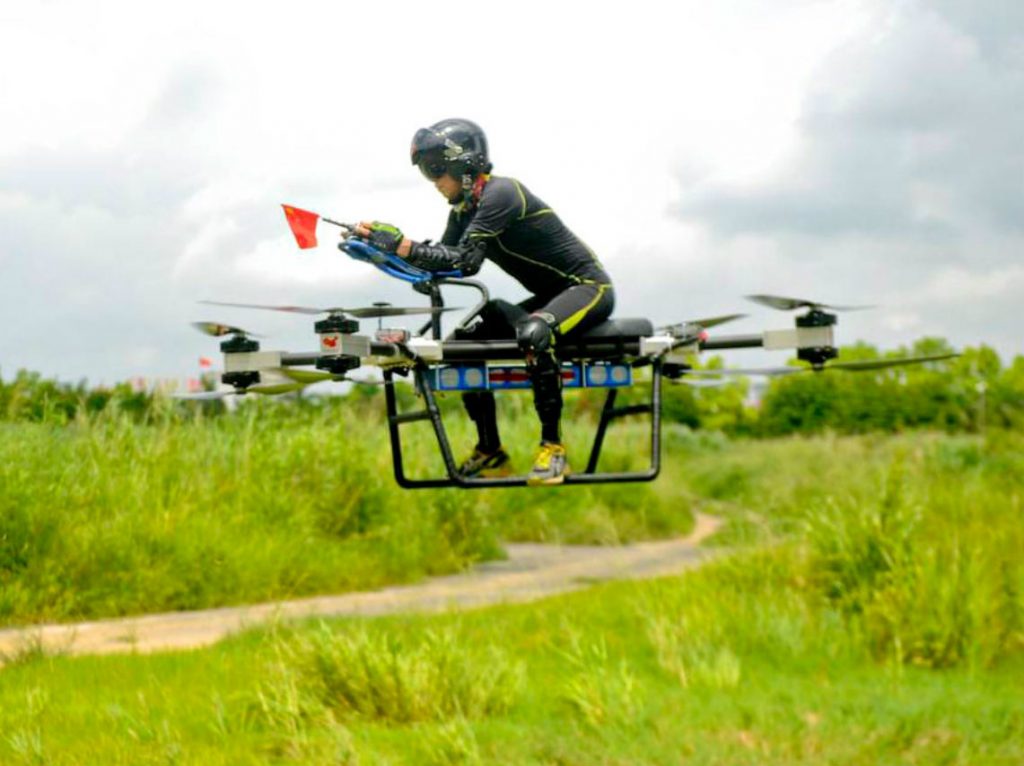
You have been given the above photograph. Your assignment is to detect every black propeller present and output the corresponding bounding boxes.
[671,378,732,388]
[683,352,959,377]
[746,294,873,312]
[191,321,263,338]
[200,300,459,319]
[173,367,383,400]
[660,313,747,335]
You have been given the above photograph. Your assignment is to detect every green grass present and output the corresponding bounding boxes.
[0,392,695,626]
[0,430,1021,763]
[674,430,1024,669]
[0,554,1020,764]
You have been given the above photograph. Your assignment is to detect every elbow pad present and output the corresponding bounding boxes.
[408,238,487,275]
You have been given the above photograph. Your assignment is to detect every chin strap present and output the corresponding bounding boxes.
[454,174,490,212]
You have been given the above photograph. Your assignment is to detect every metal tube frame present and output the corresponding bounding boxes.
[382,358,664,489]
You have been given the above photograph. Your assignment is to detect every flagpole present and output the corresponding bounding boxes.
[321,217,355,231]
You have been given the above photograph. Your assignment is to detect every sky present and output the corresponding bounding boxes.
[1,0,1021,386]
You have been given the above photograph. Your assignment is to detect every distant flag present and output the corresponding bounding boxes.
[199,357,213,368]
[282,204,320,249]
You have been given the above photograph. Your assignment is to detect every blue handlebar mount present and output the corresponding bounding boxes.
[339,238,462,285]
[340,236,482,339]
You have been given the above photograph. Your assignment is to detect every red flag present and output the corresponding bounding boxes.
[199,357,213,368]
[281,204,319,249]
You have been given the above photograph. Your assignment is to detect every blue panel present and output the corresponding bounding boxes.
[584,362,632,388]
[429,365,487,391]
[425,362,632,392]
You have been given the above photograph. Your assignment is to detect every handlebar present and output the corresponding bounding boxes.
[339,238,462,285]
[340,236,491,340]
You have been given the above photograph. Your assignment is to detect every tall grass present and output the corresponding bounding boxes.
[802,439,1024,668]
[0,433,1022,764]
[0,403,491,625]
[252,621,523,726]
[0,391,694,626]
[662,430,1024,670]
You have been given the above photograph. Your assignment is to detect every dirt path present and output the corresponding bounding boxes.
[0,514,721,661]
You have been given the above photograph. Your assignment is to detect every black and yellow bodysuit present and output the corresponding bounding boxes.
[408,175,615,447]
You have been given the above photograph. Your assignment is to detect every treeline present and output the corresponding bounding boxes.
[3,337,1022,436]
[0,370,157,423]
[663,338,1024,436]
[757,339,1024,435]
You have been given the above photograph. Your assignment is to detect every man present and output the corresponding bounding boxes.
[353,118,613,486]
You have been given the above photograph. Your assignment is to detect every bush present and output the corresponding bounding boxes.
[257,623,524,725]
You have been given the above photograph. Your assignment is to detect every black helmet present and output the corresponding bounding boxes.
[410,118,491,182]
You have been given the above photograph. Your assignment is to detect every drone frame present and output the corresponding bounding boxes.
[376,283,669,489]
[197,236,953,489]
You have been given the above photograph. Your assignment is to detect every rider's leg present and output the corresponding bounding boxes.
[518,283,616,440]
[517,284,615,485]
[517,314,564,443]
[458,299,525,451]
[456,300,530,477]
[463,390,500,452]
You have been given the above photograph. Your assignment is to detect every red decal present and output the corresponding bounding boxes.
[323,336,338,348]
[489,370,529,384]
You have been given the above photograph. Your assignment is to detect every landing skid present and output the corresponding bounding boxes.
[382,360,664,489]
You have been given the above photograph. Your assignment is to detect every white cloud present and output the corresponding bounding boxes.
[668,0,1024,361]
[1,0,1020,384]
[921,266,1024,304]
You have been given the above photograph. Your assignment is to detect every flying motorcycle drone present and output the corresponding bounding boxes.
[187,210,956,490]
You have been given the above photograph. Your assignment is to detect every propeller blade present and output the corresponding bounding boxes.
[745,294,873,312]
[824,352,959,371]
[200,300,458,318]
[200,301,322,315]
[691,313,747,329]
[247,381,312,395]
[278,368,335,384]
[683,352,959,378]
[275,367,387,386]
[684,366,802,377]
[175,368,387,400]
[191,321,262,338]
[346,306,461,318]
[659,313,747,335]
[172,389,241,400]
[672,378,732,388]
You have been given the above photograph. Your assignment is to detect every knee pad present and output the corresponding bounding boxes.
[516,313,557,355]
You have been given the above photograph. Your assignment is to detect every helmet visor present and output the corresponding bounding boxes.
[415,149,449,180]
[411,128,446,162]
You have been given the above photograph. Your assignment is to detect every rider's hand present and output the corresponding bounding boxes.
[355,221,412,258]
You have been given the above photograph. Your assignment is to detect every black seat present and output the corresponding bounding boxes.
[577,318,654,340]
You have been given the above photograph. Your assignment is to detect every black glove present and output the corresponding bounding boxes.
[367,221,404,254]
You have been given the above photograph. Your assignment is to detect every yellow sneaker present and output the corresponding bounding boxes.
[526,442,569,487]
[457,446,513,478]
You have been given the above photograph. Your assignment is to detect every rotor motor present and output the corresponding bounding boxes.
[220,334,261,389]
[314,313,363,375]
[795,308,838,367]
